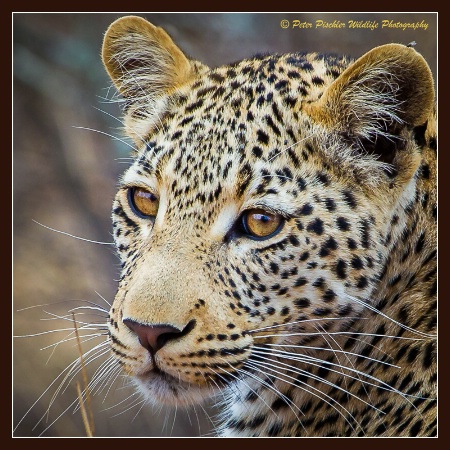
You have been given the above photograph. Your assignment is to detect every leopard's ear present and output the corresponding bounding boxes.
[102,16,207,142]
[306,43,434,171]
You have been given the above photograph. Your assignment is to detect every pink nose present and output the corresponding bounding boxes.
[123,319,195,354]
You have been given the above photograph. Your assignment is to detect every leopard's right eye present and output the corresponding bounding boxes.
[128,187,159,219]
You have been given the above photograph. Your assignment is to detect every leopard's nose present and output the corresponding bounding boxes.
[123,319,196,354]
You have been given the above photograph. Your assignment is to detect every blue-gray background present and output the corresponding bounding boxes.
[13,12,437,437]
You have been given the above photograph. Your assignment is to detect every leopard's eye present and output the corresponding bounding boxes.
[128,187,159,219]
[241,208,284,239]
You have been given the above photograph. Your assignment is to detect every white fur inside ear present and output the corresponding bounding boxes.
[341,66,404,143]
[310,44,434,144]
[110,34,179,99]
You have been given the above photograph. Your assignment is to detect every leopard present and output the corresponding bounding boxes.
[101,15,437,437]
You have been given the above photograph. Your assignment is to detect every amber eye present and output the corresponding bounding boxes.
[128,187,159,218]
[241,208,284,239]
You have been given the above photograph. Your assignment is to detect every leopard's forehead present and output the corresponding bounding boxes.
[122,53,351,219]
[148,52,350,148]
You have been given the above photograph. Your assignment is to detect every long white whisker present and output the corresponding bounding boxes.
[37,390,87,436]
[32,220,113,245]
[250,350,382,413]
[94,291,112,308]
[249,316,366,334]
[244,358,361,434]
[14,355,80,432]
[92,106,150,147]
[41,308,107,325]
[267,134,315,162]
[70,348,116,416]
[89,357,120,397]
[92,105,127,127]
[57,345,110,399]
[40,333,106,351]
[31,344,106,431]
[211,361,279,419]
[253,331,424,342]
[264,343,400,368]
[253,346,430,400]
[14,328,86,339]
[346,294,436,338]
[16,299,110,313]
[313,323,353,396]
[72,125,138,152]
[131,399,148,424]
[100,390,141,413]
[111,396,146,418]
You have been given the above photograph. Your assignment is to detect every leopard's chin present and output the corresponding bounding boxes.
[132,369,218,407]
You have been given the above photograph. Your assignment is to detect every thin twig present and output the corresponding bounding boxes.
[73,313,95,436]
[76,382,93,437]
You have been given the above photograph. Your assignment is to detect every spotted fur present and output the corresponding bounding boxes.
[102,16,436,436]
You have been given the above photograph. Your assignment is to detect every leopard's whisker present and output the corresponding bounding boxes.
[249,316,366,333]
[14,328,86,339]
[31,345,109,433]
[267,134,315,162]
[109,395,147,418]
[40,333,107,351]
[313,323,354,396]
[37,388,89,436]
[99,388,141,413]
[244,358,362,434]
[40,308,108,325]
[32,220,114,245]
[91,360,123,400]
[249,349,383,414]
[72,125,138,152]
[211,362,279,420]
[93,105,153,154]
[86,355,118,396]
[94,291,112,308]
[131,398,148,424]
[57,344,110,398]
[193,394,218,436]
[345,294,436,338]
[252,346,431,401]
[240,361,327,434]
[263,343,400,368]
[252,330,424,341]
[213,364,306,433]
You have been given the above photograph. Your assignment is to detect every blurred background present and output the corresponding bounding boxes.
[13,12,437,437]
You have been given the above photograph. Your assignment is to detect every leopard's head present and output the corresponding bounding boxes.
[102,16,434,407]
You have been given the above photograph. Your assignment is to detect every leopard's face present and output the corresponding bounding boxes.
[103,16,435,419]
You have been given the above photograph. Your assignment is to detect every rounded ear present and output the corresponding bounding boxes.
[102,16,209,142]
[102,15,195,100]
[306,43,435,163]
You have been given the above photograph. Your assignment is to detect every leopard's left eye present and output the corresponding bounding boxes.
[241,208,284,239]
[128,187,159,219]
